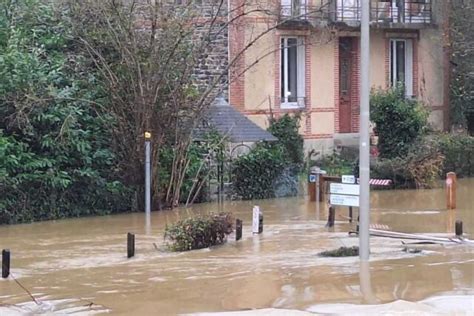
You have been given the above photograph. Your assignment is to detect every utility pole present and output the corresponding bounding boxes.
[359,0,370,261]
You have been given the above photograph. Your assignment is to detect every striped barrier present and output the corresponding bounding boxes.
[356,178,392,186]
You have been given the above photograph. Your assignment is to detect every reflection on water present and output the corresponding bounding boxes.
[0,179,473,315]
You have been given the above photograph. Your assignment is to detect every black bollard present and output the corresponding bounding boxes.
[127,233,135,258]
[258,213,263,234]
[236,219,243,241]
[2,249,10,279]
[327,207,335,228]
[349,207,353,223]
[455,220,463,237]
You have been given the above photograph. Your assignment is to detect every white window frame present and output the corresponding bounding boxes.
[281,0,308,18]
[389,38,413,97]
[280,37,306,109]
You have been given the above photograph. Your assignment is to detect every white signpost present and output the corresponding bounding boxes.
[252,206,260,234]
[330,183,360,196]
[330,194,360,207]
[330,179,360,207]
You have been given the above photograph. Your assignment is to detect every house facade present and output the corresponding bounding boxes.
[227,0,450,152]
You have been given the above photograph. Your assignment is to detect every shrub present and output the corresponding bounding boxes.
[232,145,285,200]
[164,213,234,251]
[371,137,445,189]
[268,114,304,167]
[0,1,131,224]
[311,150,356,177]
[371,87,429,158]
[232,114,304,200]
[437,133,474,177]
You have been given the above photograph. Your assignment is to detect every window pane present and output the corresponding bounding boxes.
[287,38,298,102]
[396,41,405,86]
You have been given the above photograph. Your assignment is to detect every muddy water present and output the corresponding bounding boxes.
[1,179,473,315]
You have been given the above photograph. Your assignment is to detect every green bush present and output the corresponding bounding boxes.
[371,137,445,189]
[311,150,356,177]
[0,0,131,224]
[232,145,285,200]
[371,87,429,158]
[268,114,304,167]
[437,133,474,177]
[164,213,234,251]
[231,114,304,200]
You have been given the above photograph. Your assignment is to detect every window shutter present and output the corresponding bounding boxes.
[297,37,306,107]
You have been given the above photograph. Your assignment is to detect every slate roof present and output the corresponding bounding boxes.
[194,96,278,143]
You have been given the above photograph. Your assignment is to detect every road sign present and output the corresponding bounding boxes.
[309,174,317,183]
[330,183,360,196]
[342,175,356,184]
[330,194,360,207]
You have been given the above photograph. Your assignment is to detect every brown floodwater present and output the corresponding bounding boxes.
[1,179,473,315]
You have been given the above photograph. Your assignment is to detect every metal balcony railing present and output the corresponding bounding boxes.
[278,1,432,26]
[331,0,432,25]
[278,1,330,25]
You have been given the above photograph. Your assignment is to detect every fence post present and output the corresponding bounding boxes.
[327,206,335,228]
[446,172,457,210]
[2,249,10,278]
[236,219,242,241]
[455,220,463,237]
[127,233,135,258]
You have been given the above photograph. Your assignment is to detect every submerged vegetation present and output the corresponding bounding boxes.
[318,246,359,257]
[164,213,234,251]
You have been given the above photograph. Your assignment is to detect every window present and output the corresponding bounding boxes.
[280,37,305,108]
[389,38,413,96]
[281,0,307,18]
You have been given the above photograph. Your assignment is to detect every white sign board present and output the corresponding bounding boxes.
[252,206,260,234]
[309,174,317,183]
[330,194,360,207]
[342,175,356,184]
[330,183,360,196]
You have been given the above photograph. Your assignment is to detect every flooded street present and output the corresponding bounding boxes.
[1,179,473,315]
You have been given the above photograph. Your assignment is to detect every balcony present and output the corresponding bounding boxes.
[278,1,329,29]
[278,1,433,29]
[332,0,432,28]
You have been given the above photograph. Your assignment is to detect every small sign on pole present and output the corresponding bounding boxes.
[252,206,260,234]
[309,174,317,183]
[342,175,356,184]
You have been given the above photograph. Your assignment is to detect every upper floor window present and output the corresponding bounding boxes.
[281,0,308,18]
[280,37,305,108]
[389,38,413,97]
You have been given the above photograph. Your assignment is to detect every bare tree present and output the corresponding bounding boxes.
[68,0,332,209]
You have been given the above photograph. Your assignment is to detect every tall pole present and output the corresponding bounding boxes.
[144,132,152,217]
[359,0,370,261]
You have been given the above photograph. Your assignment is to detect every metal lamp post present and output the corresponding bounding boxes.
[359,0,371,261]
[144,132,152,218]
